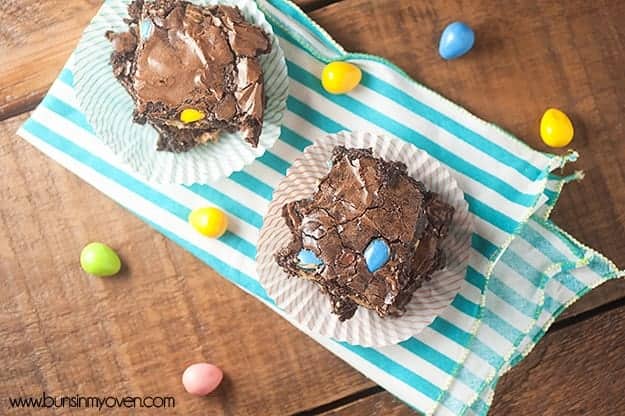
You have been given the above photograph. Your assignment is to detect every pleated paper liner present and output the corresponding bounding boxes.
[73,0,288,184]
[257,131,474,347]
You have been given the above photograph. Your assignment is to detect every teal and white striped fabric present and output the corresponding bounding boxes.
[17,1,623,414]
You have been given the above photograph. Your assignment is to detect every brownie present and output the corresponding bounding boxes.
[276,147,455,321]
[105,0,271,152]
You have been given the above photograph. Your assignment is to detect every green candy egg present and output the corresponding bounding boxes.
[80,242,121,277]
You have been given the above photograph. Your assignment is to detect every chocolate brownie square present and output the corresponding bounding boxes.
[276,146,455,321]
[106,0,271,152]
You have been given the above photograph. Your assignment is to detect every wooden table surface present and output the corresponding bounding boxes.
[1,0,624,415]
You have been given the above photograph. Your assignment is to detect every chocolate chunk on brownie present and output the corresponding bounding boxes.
[276,147,455,321]
[106,0,271,152]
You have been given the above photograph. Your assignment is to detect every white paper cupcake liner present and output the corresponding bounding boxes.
[257,131,473,347]
[73,0,288,184]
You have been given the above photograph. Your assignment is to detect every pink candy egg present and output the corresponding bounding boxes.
[182,363,223,396]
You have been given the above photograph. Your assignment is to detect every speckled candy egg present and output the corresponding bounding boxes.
[182,363,223,396]
[321,61,362,94]
[364,238,390,273]
[188,207,228,238]
[80,242,121,277]
[540,108,574,148]
[439,21,475,60]
[296,249,323,270]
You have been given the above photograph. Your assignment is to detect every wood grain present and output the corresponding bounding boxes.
[312,0,625,319]
[490,304,625,415]
[0,0,101,119]
[318,393,413,416]
[318,303,625,415]
[2,0,625,415]
[0,0,334,120]
[0,113,373,415]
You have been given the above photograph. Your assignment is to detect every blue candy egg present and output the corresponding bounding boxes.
[438,21,475,60]
[297,249,323,270]
[140,19,154,40]
[364,238,390,273]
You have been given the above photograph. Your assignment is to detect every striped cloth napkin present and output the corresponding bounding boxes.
[17,1,623,414]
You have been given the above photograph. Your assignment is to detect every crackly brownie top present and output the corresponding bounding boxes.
[106,0,271,150]
[276,146,455,321]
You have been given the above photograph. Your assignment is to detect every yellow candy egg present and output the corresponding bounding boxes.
[180,108,205,124]
[189,207,228,238]
[321,61,362,94]
[540,108,574,148]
